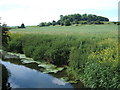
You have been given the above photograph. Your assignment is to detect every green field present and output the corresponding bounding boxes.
[11,24,118,36]
[6,24,119,88]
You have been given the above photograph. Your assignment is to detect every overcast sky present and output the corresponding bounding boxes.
[0,0,119,26]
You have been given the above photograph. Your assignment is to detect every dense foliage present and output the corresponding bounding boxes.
[7,34,79,65]
[39,14,109,26]
[1,24,10,48]
[58,14,108,25]
[68,38,119,88]
[18,23,25,28]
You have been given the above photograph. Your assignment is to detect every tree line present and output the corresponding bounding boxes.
[39,14,109,27]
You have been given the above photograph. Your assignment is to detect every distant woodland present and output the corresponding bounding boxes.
[39,14,109,26]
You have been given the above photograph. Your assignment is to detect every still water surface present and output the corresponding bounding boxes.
[1,60,73,88]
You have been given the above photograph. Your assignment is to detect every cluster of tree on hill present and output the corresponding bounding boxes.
[38,14,109,27]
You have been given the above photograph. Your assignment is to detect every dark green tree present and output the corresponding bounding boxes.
[38,13,109,26]
[73,20,79,24]
[47,22,52,26]
[39,22,46,27]
[21,23,25,28]
[52,20,56,26]
[60,15,64,20]
[82,14,88,21]
[57,14,109,26]
[18,23,25,28]
[64,19,71,26]
[1,23,10,47]
[56,20,61,25]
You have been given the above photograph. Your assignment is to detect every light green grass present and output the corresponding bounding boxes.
[10,25,118,37]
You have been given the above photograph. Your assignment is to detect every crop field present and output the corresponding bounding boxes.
[10,24,118,36]
[6,24,119,88]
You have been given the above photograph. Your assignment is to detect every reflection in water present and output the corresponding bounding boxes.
[7,82,12,90]
[1,60,73,88]
[52,78,66,86]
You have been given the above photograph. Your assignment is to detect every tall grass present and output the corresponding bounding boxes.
[67,38,119,88]
[7,33,101,65]
[6,24,119,88]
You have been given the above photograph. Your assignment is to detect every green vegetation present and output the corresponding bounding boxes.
[10,24,117,36]
[4,24,119,88]
[18,23,26,28]
[1,24,11,48]
[39,14,109,26]
[68,38,119,88]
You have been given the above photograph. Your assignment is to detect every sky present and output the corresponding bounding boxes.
[0,0,119,26]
